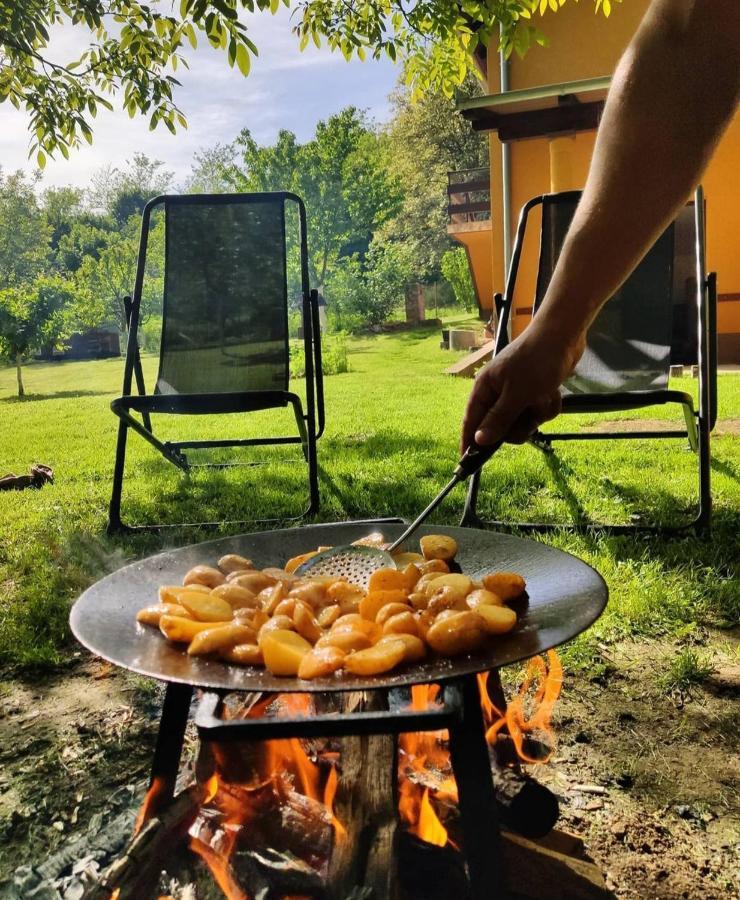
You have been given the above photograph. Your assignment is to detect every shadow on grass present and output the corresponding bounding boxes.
[711,456,740,484]
[2,390,112,403]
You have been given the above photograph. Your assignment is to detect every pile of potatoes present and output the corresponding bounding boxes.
[135,534,526,681]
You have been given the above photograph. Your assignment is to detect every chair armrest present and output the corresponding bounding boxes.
[493,291,512,355]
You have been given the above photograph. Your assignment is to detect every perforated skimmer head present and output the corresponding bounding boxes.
[296,545,395,588]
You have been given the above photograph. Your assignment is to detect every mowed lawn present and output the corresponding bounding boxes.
[0,319,738,669]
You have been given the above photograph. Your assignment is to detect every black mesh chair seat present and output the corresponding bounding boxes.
[462,188,717,534]
[108,192,324,532]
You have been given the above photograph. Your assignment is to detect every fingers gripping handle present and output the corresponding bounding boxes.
[454,440,503,479]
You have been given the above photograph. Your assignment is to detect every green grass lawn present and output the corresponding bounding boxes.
[1,318,738,670]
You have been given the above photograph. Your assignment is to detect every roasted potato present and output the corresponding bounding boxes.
[217,554,254,574]
[419,534,458,563]
[136,603,188,627]
[160,615,225,644]
[426,611,487,657]
[178,592,234,623]
[188,623,256,656]
[482,572,526,601]
[261,630,313,676]
[183,565,226,589]
[343,639,407,676]
[298,646,346,680]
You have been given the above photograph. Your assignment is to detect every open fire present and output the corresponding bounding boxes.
[131,651,562,899]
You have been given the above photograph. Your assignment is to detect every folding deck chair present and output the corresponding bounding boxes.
[108,192,324,532]
[461,187,718,534]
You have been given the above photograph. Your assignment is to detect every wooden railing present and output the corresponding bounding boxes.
[447,168,491,224]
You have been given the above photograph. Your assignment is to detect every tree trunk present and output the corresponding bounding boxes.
[16,353,24,398]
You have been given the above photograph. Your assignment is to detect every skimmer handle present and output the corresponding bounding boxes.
[454,440,504,479]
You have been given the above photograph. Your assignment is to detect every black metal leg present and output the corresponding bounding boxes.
[460,469,483,527]
[107,419,129,533]
[132,348,152,433]
[696,413,711,536]
[448,675,508,900]
[150,682,193,802]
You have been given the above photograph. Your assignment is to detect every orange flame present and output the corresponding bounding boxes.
[398,653,563,848]
[133,776,167,835]
[189,835,248,900]
[484,650,563,763]
[323,765,346,840]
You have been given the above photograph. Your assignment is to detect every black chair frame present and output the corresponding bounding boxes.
[108,192,324,533]
[461,188,718,535]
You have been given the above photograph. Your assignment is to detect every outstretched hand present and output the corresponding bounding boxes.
[461,324,585,450]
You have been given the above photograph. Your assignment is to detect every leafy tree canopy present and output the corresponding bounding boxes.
[0,275,82,396]
[0,169,51,290]
[1,0,615,163]
[228,108,403,290]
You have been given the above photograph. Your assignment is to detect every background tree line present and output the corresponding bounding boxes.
[0,74,487,395]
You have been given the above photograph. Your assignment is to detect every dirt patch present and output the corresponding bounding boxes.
[1,637,738,898]
[582,417,740,436]
[0,658,162,880]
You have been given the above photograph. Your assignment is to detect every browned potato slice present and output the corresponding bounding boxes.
[359,589,408,622]
[382,611,420,638]
[315,630,373,653]
[288,581,327,609]
[426,611,487,657]
[158,583,209,604]
[160,615,225,644]
[424,574,472,601]
[368,568,407,593]
[136,603,188,627]
[221,643,264,666]
[317,604,341,628]
[294,603,322,644]
[187,623,256,656]
[376,602,413,627]
[179,592,234,623]
[377,633,426,664]
[297,646,346,680]
[427,586,468,616]
[210,583,258,610]
[183,565,225,589]
[332,617,382,642]
[414,573,446,594]
[235,608,269,631]
[408,590,429,612]
[326,580,365,613]
[274,598,297,618]
[232,571,278,594]
[261,630,312,676]
[284,551,319,574]
[257,615,295,647]
[217,554,254,574]
[482,572,527,601]
[400,564,422,593]
[343,639,406,676]
[466,589,504,609]
[419,534,458,563]
[259,582,286,615]
[418,559,450,575]
[225,569,253,582]
[332,613,364,628]
[474,605,517,635]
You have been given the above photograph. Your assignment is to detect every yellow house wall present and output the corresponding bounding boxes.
[482,0,740,345]
[449,226,495,316]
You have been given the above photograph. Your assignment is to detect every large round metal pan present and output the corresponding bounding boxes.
[70,522,607,692]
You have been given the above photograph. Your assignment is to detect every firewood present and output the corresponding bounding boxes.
[327,691,399,900]
[83,785,201,900]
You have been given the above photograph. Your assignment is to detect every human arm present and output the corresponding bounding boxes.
[462,0,740,449]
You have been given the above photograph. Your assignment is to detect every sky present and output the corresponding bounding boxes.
[0,8,400,191]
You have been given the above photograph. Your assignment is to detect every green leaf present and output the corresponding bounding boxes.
[36,150,46,169]
[235,42,251,75]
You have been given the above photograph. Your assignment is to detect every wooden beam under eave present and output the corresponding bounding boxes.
[465,101,604,141]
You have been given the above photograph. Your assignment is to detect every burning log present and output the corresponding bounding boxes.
[328,691,399,900]
[83,784,202,900]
